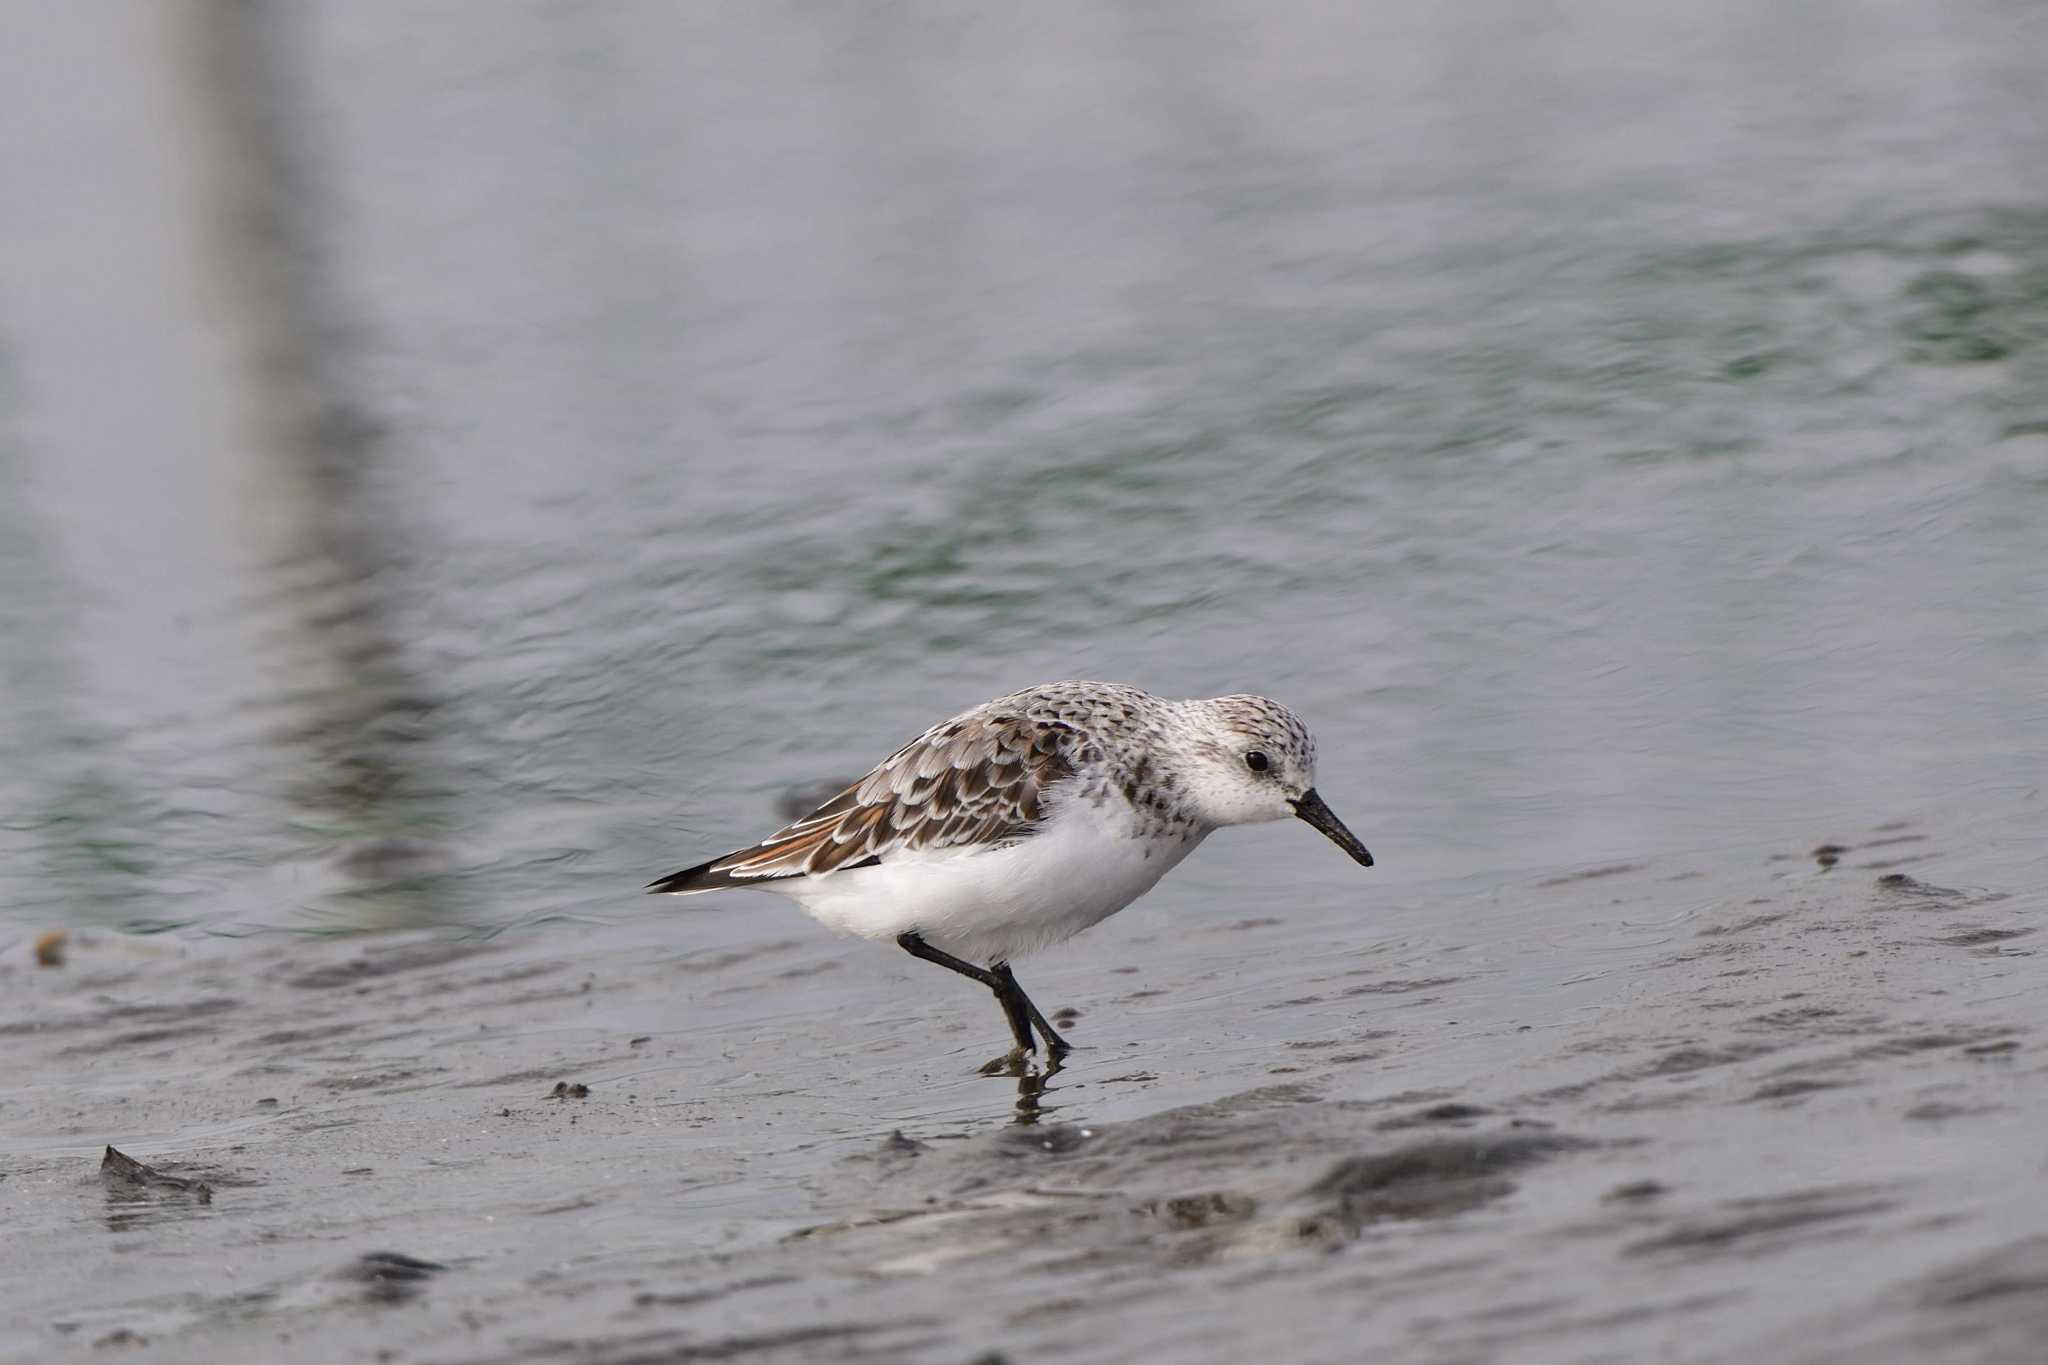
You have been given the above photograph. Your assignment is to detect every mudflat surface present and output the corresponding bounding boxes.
[6,812,2044,1364]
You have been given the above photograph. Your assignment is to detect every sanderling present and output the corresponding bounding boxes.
[648,681,1372,1061]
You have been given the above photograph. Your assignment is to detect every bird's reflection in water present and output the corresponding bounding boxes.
[979,1052,1066,1127]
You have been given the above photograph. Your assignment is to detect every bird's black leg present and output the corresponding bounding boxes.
[991,974,1037,1056]
[991,961,1071,1058]
[897,932,1042,1054]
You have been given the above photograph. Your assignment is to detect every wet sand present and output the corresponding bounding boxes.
[4,813,2044,1364]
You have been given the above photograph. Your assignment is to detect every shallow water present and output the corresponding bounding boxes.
[4,0,2044,939]
[3,2,2047,1362]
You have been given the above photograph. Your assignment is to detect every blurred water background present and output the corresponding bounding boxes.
[2,0,2044,941]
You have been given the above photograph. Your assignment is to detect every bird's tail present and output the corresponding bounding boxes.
[646,853,788,896]
[646,858,728,895]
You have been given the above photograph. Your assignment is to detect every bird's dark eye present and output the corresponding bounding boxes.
[1245,751,1271,773]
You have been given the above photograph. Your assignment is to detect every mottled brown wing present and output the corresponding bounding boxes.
[646,708,1081,894]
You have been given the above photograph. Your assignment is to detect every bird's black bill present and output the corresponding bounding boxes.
[1293,789,1374,867]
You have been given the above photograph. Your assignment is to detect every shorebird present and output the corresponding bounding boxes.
[648,681,1372,1061]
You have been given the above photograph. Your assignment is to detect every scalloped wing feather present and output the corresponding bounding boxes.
[646,707,1079,895]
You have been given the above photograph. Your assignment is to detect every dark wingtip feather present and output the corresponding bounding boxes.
[646,855,805,895]
[646,858,725,895]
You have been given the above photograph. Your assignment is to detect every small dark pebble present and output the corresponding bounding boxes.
[629,1036,653,1047]
[94,1328,148,1348]
[550,1082,590,1100]
[256,1098,278,1107]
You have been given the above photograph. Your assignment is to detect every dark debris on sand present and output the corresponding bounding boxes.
[100,1146,213,1203]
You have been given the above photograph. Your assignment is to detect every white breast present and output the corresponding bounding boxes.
[774,793,1208,964]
